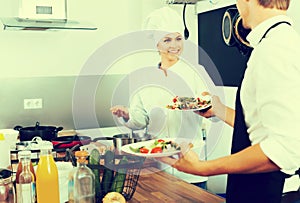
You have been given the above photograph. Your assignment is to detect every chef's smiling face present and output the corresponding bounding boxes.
[157,32,184,60]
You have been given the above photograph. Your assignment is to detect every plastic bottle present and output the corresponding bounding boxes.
[16,150,36,203]
[68,150,95,203]
[36,142,60,203]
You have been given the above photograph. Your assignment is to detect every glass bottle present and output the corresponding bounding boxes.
[17,153,35,203]
[16,150,36,203]
[36,142,60,203]
[0,168,16,203]
[68,150,95,203]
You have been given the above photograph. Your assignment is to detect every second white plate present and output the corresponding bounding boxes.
[121,138,191,158]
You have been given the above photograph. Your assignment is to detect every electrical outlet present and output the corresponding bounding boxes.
[24,98,43,109]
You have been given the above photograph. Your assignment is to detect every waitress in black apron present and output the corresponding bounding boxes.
[158,0,300,202]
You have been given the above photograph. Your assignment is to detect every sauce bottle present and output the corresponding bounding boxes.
[36,142,60,203]
[17,152,35,203]
[16,150,36,203]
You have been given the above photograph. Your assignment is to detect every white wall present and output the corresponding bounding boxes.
[1,0,298,78]
[0,0,198,78]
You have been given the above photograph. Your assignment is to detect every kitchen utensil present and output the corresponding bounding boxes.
[14,121,63,141]
[113,134,135,151]
[131,131,153,142]
[113,133,152,151]
[92,132,152,151]
[51,135,92,149]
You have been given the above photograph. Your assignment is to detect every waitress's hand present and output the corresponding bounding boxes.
[195,92,226,120]
[110,105,130,121]
[156,143,204,176]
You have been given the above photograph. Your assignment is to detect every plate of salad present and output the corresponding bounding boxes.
[121,138,190,158]
[166,96,212,111]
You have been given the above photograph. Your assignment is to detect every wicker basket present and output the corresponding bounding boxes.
[87,154,145,202]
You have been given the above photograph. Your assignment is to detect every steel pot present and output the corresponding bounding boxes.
[132,131,153,142]
[14,121,63,141]
[113,133,152,150]
[92,132,152,151]
[51,135,92,149]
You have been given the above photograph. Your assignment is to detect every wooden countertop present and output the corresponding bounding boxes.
[128,167,225,203]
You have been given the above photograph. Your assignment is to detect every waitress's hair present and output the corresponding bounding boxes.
[258,0,290,10]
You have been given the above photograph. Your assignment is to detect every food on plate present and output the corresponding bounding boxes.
[129,139,181,154]
[166,96,211,110]
[102,192,126,203]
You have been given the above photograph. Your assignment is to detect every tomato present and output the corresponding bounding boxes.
[151,147,163,153]
[173,97,178,103]
[157,139,165,143]
[139,147,149,153]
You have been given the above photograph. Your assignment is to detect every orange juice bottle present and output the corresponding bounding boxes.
[36,142,60,203]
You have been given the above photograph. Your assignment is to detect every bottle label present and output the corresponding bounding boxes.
[32,182,36,203]
[16,183,21,203]
[21,183,33,203]
[68,178,74,201]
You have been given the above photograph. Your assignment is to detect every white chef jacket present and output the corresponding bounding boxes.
[122,59,208,183]
[241,15,300,174]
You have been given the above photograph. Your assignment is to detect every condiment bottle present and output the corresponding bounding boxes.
[17,151,35,203]
[0,168,16,203]
[68,150,95,203]
[16,150,36,203]
[36,142,60,203]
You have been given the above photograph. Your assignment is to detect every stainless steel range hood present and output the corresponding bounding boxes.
[1,0,97,31]
[1,17,97,31]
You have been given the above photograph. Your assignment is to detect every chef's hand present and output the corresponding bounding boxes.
[195,92,225,119]
[156,143,204,176]
[110,105,130,121]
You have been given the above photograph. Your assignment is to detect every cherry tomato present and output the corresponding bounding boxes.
[157,139,165,143]
[173,97,178,103]
[151,147,163,153]
[139,147,149,153]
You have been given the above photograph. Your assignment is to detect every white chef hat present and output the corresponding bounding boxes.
[142,6,184,47]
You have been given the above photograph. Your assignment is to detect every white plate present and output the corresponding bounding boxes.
[167,104,212,112]
[121,138,191,158]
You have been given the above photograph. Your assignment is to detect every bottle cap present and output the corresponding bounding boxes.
[38,141,53,150]
[75,150,89,157]
[75,150,89,164]
[18,150,31,159]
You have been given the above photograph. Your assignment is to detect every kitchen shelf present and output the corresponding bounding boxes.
[1,17,97,31]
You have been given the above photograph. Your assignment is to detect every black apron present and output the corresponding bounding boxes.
[226,21,292,203]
